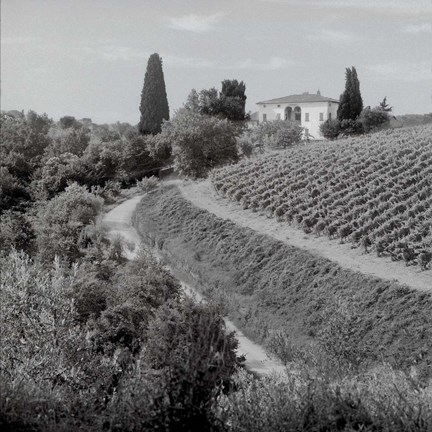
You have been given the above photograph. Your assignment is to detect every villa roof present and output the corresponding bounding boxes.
[257,93,339,105]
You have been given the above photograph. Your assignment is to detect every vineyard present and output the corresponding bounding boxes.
[212,125,432,269]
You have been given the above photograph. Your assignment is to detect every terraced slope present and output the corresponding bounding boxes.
[212,126,432,269]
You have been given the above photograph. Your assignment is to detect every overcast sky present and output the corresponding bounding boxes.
[2,0,431,124]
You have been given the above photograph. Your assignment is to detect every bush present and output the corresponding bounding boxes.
[240,120,303,151]
[110,299,243,431]
[0,210,35,254]
[163,109,239,178]
[35,182,103,264]
[216,364,432,432]
[136,175,159,193]
[360,106,390,132]
[31,152,82,200]
[339,118,364,136]
[275,123,303,148]
[0,167,32,213]
[319,118,341,139]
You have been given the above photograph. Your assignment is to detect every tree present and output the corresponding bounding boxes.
[127,299,242,431]
[337,67,363,121]
[59,115,79,129]
[138,53,169,135]
[219,79,247,121]
[184,88,200,112]
[162,109,239,178]
[239,119,302,152]
[185,80,248,122]
[319,119,341,140]
[379,96,392,112]
[35,182,103,264]
[359,107,390,133]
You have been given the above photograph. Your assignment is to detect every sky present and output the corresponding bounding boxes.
[1,0,431,124]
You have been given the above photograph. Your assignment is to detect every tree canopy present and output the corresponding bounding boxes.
[337,67,363,121]
[139,53,169,135]
[185,79,248,122]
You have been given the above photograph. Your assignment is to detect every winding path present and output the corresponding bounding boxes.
[102,194,285,377]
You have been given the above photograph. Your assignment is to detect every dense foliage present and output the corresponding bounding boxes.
[238,119,303,154]
[159,109,239,178]
[138,53,170,135]
[1,246,242,430]
[212,125,432,268]
[337,66,363,121]
[185,79,248,122]
[0,110,168,219]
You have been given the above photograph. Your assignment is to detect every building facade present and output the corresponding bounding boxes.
[256,91,339,139]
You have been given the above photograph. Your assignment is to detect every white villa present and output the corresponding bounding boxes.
[256,91,339,139]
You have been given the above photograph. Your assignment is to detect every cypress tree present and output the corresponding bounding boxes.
[337,66,363,121]
[139,53,169,135]
[350,67,363,118]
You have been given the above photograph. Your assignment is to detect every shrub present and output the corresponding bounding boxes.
[0,210,35,254]
[240,120,303,151]
[136,175,160,193]
[163,109,239,178]
[339,118,364,136]
[275,123,303,148]
[360,106,390,132]
[35,182,103,264]
[319,118,341,139]
[110,299,243,431]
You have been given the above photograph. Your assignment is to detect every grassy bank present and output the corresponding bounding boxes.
[134,185,432,377]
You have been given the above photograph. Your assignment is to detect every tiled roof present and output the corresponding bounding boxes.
[257,93,339,105]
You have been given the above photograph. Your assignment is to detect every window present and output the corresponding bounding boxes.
[328,112,332,120]
[319,112,324,121]
[263,113,267,122]
[276,113,281,120]
[305,113,310,122]
[277,105,281,107]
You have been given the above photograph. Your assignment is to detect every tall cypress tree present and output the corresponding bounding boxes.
[337,66,363,121]
[139,53,169,135]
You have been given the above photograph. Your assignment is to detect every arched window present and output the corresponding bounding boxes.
[284,106,292,121]
[294,106,301,122]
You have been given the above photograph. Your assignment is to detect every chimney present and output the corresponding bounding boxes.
[317,89,321,96]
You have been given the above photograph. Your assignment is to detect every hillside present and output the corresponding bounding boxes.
[211,125,432,270]
[133,186,432,377]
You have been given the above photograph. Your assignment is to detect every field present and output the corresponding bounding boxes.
[133,186,432,377]
[211,126,432,269]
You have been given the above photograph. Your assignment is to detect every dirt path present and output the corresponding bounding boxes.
[177,179,432,292]
[102,194,285,377]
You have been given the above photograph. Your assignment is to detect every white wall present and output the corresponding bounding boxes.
[257,101,339,139]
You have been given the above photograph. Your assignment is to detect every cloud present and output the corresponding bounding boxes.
[163,55,216,69]
[164,56,293,71]
[223,57,293,71]
[307,29,354,43]
[365,61,431,83]
[1,36,43,45]
[167,12,225,33]
[403,22,431,34]
[76,43,147,61]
